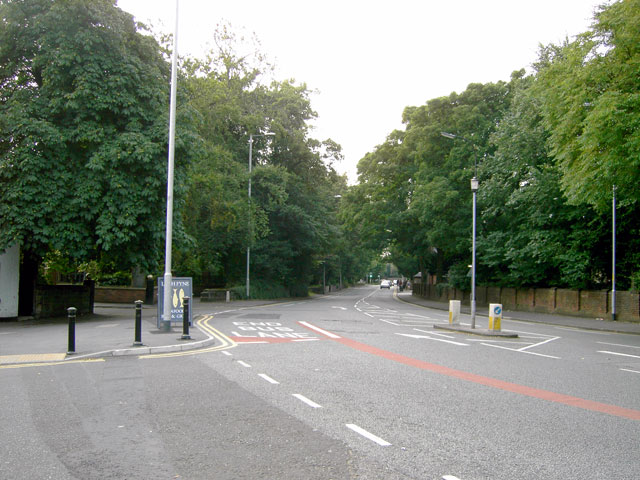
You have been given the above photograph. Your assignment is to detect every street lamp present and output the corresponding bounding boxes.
[247,132,275,299]
[162,0,179,331]
[612,184,616,321]
[441,131,479,328]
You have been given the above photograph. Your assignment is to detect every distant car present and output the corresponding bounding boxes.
[380,280,391,289]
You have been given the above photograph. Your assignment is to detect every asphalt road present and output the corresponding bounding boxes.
[2,285,639,479]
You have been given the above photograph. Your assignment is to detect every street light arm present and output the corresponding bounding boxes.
[441,131,478,177]
[440,131,457,140]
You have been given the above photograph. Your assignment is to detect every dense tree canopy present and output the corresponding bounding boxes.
[172,26,353,296]
[344,0,639,291]
[0,2,360,297]
[0,0,195,270]
[2,0,637,298]
[534,0,640,211]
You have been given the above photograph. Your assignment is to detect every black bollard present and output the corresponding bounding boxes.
[133,300,144,346]
[145,275,154,304]
[181,296,191,340]
[67,307,77,355]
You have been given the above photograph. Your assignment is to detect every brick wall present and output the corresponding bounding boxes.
[414,285,639,322]
[94,287,150,304]
[534,288,555,312]
[580,290,608,317]
[501,288,517,310]
[617,291,640,319]
[556,289,580,316]
[516,288,535,311]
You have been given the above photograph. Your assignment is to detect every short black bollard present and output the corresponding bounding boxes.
[181,296,191,340]
[67,307,77,355]
[133,300,144,346]
[145,275,154,304]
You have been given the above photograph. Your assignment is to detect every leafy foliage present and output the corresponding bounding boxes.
[343,0,640,291]
[0,0,196,271]
[534,0,640,211]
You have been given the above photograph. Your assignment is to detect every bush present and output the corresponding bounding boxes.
[96,271,132,286]
[231,280,291,300]
[447,263,471,291]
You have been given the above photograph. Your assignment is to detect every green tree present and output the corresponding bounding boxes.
[402,81,512,282]
[476,72,604,288]
[0,0,195,272]
[534,0,640,211]
[178,27,347,296]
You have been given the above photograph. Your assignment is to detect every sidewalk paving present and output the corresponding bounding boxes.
[395,291,640,335]
[0,298,279,366]
[2,291,638,366]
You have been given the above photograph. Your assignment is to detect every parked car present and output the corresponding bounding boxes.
[380,279,391,289]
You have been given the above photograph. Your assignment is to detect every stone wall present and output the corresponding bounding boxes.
[35,284,94,318]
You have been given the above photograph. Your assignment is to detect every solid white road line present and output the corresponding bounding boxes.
[299,321,341,339]
[597,341,640,350]
[598,350,640,359]
[621,368,640,374]
[518,336,559,352]
[345,424,391,446]
[396,333,469,346]
[292,394,322,408]
[237,360,252,367]
[258,373,279,384]
[481,342,560,359]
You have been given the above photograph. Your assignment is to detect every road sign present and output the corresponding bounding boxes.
[489,303,502,331]
[157,277,193,328]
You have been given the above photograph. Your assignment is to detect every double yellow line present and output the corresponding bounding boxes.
[139,314,237,359]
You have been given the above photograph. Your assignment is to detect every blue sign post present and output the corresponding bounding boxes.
[157,277,193,328]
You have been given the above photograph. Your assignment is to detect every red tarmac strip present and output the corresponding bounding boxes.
[301,324,640,421]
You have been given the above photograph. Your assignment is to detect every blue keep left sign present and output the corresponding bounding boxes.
[494,306,502,315]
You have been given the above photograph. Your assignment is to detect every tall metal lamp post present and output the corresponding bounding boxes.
[247,132,275,299]
[441,131,478,329]
[162,0,179,331]
[612,184,617,321]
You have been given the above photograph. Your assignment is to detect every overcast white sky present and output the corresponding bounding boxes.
[117,0,604,183]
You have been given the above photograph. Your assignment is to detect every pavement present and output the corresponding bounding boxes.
[0,298,279,366]
[1,290,638,366]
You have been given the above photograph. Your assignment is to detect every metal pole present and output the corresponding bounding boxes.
[471,147,478,329]
[441,131,479,328]
[612,185,616,321]
[67,307,76,354]
[247,135,253,299]
[323,262,326,293]
[181,296,191,340]
[471,187,477,329]
[162,0,179,331]
[133,300,143,346]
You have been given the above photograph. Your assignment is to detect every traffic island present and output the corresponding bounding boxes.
[435,301,518,337]
[433,323,518,338]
